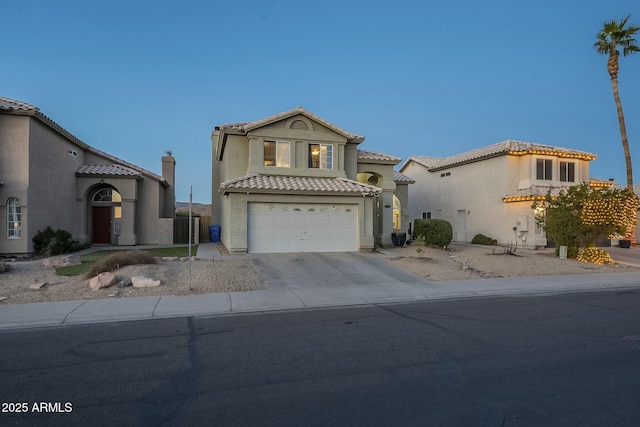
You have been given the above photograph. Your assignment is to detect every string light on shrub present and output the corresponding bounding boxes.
[576,246,615,265]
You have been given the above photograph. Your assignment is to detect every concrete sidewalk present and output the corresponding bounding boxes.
[1,243,640,331]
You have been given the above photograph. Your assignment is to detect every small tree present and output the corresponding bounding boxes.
[580,186,638,242]
[533,183,638,258]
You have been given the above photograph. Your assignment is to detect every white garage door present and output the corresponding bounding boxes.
[248,203,358,253]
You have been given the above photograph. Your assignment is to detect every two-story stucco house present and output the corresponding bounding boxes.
[0,96,176,255]
[399,140,604,248]
[211,107,412,253]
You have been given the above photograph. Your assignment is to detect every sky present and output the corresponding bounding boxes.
[3,0,640,203]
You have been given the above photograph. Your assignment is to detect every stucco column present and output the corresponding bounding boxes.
[118,199,137,246]
[380,189,395,246]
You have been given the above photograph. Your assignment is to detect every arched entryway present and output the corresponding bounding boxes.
[90,186,122,244]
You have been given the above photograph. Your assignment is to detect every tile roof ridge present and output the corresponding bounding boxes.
[0,95,39,111]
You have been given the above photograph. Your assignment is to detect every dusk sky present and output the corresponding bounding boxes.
[3,1,640,203]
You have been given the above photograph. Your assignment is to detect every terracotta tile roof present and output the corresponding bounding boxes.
[506,179,623,202]
[216,107,365,143]
[393,170,414,183]
[589,177,616,187]
[403,140,597,172]
[0,96,38,111]
[76,164,143,177]
[220,174,381,195]
[357,149,401,164]
[1,95,167,185]
[502,185,569,202]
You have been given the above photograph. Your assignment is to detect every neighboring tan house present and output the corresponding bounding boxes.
[0,96,176,255]
[211,107,412,253]
[399,140,605,248]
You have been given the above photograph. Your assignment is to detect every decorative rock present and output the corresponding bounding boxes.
[131,276,161,288]
[116,278,132,288]
[89,272,116,291]
[43,255,81,268]
[162,256,178,262]
[29,282,48,290]
[0,296,8,302]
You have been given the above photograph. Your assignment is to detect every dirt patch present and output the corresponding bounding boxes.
[0,259,265,305]
[378,243,639,280]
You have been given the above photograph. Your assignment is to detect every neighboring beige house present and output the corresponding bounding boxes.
[0,96,176,255]
[211,107,412,253]
[399,140,603,248]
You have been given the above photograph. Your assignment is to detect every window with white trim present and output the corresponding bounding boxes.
[536,159,552,180]
[7,197,21,239]
[559,161,575,182]
[309,144,333,169]
[263,140,290,167]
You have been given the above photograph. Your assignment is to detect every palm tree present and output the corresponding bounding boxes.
[594,15,639,191]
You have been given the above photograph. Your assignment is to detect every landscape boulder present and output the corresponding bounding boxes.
[29,282,47,290]
[43,255,81,268]
[89,272,116,291]
[131,276,161,288]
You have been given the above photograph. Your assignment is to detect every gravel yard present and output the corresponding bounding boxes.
[1,243,638,305]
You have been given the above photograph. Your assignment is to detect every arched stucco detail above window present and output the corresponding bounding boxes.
[286,116,313,131]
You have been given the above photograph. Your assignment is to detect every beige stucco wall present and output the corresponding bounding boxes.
[245,119,349,179]
[212,115,364,244]
[1,111,173,255]
[404,154,592,248]
[0,115,30,253]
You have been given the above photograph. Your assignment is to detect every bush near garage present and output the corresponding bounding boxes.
[32,226,89,257]
[471,234,498,246]
[413,219,453,248]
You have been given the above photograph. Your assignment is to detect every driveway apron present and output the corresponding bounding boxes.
[248,252,433,306]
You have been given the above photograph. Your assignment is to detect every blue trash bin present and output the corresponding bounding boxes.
[209,225,221,243]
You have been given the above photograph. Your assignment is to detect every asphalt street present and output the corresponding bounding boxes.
[1,289,639,426]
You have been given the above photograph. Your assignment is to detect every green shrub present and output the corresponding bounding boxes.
[85,250,157,278]
[32,226,88,256]
[471,234,497,246]
[414,219,452,248]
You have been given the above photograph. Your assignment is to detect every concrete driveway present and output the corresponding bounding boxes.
[249,252,425,288]
[609,245,640,267]
[248,252,432,306]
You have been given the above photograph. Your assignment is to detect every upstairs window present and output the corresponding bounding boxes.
[309,144,333,169]
[560,161,575,182]
[263,140,290,167]
[7,197,21,239]
[536,159,552,180]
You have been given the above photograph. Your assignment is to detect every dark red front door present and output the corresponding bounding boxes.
[92,206,111,244]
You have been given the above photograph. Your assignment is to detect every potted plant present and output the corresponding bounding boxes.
[391,230,407,247]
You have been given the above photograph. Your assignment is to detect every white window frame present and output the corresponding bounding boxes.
[559,161,576,182]
[263,140,290,167]
[7,197,21,239]
[309,144,333,170]
[536,158,553,181]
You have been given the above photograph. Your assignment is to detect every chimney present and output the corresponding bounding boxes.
[162,151,176,218]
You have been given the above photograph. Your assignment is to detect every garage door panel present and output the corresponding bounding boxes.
[248,203,358,253]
